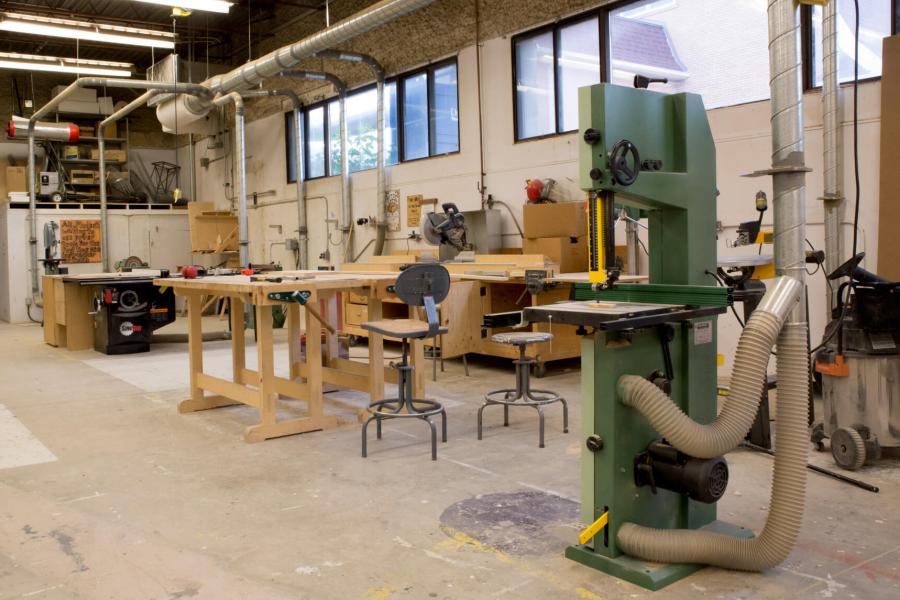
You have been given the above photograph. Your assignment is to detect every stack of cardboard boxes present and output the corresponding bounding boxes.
[522,201,588,273]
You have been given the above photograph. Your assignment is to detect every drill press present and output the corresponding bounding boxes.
[525,83,749,589]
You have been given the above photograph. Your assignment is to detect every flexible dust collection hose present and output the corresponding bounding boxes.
[618,276,801,459]
[617,322,810,570]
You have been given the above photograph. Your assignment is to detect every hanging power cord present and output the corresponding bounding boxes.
[706,270,747,328]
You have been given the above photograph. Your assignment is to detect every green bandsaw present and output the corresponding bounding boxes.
[525,83,747,590]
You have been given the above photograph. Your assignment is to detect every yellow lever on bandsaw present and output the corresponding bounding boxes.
[578,511,609,545]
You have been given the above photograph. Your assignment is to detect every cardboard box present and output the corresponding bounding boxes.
[523,236,588,273]
[58,100,100,115]
[52,85,96,102]
[79,126,95,137]
[70,169,97,184]
[523,201,587,238]
[97,121,117,139]
[6,166,28,192]
[89,148,127,162]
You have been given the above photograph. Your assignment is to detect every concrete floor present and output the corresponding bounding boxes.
[1,319,899,600]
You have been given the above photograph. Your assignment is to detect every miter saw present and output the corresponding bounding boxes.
[423,202,472,260]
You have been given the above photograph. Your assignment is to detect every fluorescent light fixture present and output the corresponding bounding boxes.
[128,0,234,13]
[0,12,175,49]
[0,52,133,77]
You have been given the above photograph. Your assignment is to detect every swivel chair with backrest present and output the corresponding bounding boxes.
[361,264,451,460]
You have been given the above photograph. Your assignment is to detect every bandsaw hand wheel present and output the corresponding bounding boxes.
[609,139,641,186]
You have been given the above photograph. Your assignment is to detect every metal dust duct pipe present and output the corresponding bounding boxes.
[317,50,387,258]
[157,0,435,131]
[27,78,210,310]
[241,89,307,268]
[214,93,249,267]
[281,70,350,261]
[821,0,844,309]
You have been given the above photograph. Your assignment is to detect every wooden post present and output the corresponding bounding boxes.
[367,294,384,404]
[188,294,204,402]
[324,292,340,361]
[287,303,302,380]
[305,293,324,419]
[231,297,245,384]
[255,303,276,426]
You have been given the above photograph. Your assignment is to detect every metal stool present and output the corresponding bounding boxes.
[361,264,451,460]
[477,331,568,448]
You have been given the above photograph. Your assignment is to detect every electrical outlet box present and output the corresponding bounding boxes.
[285,238,299,251]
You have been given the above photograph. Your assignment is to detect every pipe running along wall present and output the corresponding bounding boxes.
[97,83,212,272]
[821,0,844,309]
[213,93,249,267]
[240,89,306,268]
[281,70,350,262]
[316,50,387,258]
[615,0,811,572]
[156,0,435,132]
[27,78,211,308]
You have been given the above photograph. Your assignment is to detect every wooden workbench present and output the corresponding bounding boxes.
[156,271,429,443]
[340,256,647,373]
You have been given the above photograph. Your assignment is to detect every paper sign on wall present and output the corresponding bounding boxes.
[407,194,423,227]
[60,219,102,264]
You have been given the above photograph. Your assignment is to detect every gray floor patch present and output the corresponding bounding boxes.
[439,490,580,555]
[0,404,57,470]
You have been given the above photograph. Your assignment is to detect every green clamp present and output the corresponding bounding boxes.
[267,290,312,305]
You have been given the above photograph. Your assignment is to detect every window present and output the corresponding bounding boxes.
[809,0,892,87]
[430,63,459,155]
[285,61,457,181]
[402,72,429,160]
[513,19,603,140]
[305,105,326,180]
[400,61,459,161]
[514,30,556,139]
[609,0,770,109]
[511,1,777,138]
[556,19,601,132]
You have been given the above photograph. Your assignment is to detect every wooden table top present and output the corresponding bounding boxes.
[154,271,398,297]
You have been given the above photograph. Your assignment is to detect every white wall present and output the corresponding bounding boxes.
[193,34,884,376]
[0,205,190,323]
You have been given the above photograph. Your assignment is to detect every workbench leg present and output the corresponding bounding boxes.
[367,297,384,409]
[245,304,278,442]
[179,294,227,413]
[287,303,301,380]
[306,303,325,420]
[231,297,245,384]
[324,292,339,361]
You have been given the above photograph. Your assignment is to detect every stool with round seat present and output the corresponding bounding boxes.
[361,264,450,460]
[477,331,568,448]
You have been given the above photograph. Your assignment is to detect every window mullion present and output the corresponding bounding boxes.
[552,25,560,134]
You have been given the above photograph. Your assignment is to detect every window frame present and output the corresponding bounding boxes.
[288,57,460,182]
[510,7,611,143]
[510,0,895,143]
[398,58,461,164]
[801,0,895,91]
